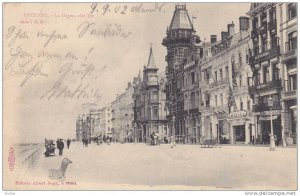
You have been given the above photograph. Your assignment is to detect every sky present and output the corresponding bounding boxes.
[3,3,251,143]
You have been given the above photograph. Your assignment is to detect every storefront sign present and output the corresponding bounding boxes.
[260,110,281,116]
[228,111,247,119]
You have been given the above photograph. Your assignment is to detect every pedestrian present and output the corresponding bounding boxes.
[67,139,71,149]
[252,135,255,145]
[58,139,64,156]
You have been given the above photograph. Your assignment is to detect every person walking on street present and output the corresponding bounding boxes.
[67,139,71,149]
[58,139,64,156]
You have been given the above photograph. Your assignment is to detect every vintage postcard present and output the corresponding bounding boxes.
[2,2,298,191]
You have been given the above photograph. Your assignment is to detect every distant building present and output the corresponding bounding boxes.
[99,107,112,138]
[111,82,134,142]
[133,46,169,143]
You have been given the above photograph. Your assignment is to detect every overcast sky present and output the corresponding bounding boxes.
[4,3,250,143]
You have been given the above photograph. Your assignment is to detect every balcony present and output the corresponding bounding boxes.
[283,42,297,62]
[209,78,229,88]
[232,86,248,94]
[252,100,281,113]
[249,80,282,94]
[282,80,297,100]
[250,46,280,65]
[259,23,267,35]
[183,83,199,91]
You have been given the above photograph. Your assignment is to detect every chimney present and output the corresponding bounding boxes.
[221,31,228,41]
[227,22,235,37]
[239,16,249,31]
[210,35,217,43]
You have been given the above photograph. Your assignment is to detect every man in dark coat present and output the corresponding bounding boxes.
[58,139,64,156]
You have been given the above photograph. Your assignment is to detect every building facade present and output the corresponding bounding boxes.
[75,114,91,141]
[97,107,112,138]
[111,82,134,142]
[163,4,256,144]
[247,3,297,145]
[162,4,201,143]
[279,3,297,145]
[133,47,169,143]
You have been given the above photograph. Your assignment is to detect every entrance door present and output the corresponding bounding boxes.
[260,116,282,145]
[234,125,246,142]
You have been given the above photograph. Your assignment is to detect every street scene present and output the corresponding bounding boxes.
[3,2,298,191]
[19,142,297,190]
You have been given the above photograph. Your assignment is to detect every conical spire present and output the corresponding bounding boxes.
[147,45,157,69]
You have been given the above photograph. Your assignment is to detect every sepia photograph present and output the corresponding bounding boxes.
[2,1,298,192]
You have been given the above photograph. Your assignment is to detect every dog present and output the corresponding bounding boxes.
[48,157,72,180]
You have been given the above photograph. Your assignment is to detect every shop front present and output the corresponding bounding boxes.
[258,110,282,145]
[228,110,254,144]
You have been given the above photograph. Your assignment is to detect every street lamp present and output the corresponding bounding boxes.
[267,97,276,151]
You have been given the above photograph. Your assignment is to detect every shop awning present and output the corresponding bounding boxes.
[259,115,278,121]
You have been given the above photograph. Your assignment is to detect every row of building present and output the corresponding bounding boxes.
[76,107,112,141]
[76,3,297,146]
[159,3,297,145]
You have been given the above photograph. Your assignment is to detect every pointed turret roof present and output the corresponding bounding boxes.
[169,4,193,30]
[146,46,157,70]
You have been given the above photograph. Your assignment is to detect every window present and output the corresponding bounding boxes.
[270,34,278,49]
[220,94,223,106]
[191,72,195,84]
[225,66,229,78]
[253,17,259,29]
[247,100,251,110]
[191,92,196,109]
[238,52,242,66]
[214,71,218,81]
[261,38,267,52]
[245,50,249,63]
[219,69,223,81]
[231,55,235,65]
[240,98,243,111]
[177,79,181,89]
[215,95,218,106]
[261,12,267,23]
[153,107,158,118]
[206,93,210,107]
[288,31,297,51]
[272,63,280,80]
[269,7,276,22]
[263,66,270,83]
[206,70,210,82]
[288,74,297,91]
[239,75,243,86]
[288,3,297,20]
